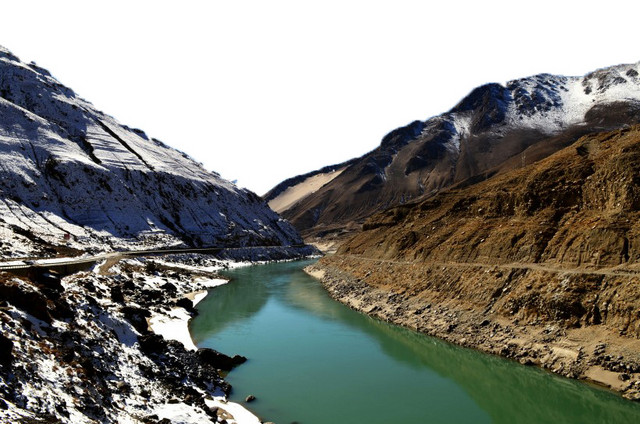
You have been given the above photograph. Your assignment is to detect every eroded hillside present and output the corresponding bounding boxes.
[310,125,640,399]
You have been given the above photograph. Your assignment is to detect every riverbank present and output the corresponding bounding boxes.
[307,256,640,401]
[0,253,286,423]
[146,263,263,424]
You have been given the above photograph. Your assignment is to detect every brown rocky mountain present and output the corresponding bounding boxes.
[309,124,640,399]
[266,62,640,240]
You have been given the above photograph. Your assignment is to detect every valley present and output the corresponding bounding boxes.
[3,38,640,423]
[0,45,316,423]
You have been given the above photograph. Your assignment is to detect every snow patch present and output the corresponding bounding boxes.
[205,398,263,424]
[148,307,199,351]
[153,401,215,423]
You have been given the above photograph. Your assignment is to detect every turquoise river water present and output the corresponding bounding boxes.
[190,260,640,424]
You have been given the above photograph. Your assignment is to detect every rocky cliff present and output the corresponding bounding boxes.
[0,256,256,423]
[310,125,640,399]
[267,61,640,239]
[0,46,307,258]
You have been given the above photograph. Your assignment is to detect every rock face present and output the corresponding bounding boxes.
[266,61,640,238]
[310,125,640,399]
[0,45,305,257]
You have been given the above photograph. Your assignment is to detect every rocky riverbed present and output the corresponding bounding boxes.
[0,254,279,423]
[307,256,640,402]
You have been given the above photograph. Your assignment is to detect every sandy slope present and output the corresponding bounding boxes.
[268,167,346,213]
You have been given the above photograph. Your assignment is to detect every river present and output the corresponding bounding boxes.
[190,260,640,423]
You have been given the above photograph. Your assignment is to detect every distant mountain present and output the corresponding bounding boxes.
[0,46,307,257]
[266,61,640,238]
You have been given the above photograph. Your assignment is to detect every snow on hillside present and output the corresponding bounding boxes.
[0,46,305,257]
[266,60,640,234]
[443,61,640,149]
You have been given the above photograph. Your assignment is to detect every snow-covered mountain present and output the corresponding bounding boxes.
[0,46,307,257]
[266,61,640,237]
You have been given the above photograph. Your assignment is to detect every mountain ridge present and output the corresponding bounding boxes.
[0,45,311,258]
[267,61,640,239]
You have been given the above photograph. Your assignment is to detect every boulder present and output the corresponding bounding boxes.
[197,348,247,371]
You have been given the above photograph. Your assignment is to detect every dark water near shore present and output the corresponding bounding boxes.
[190,260,640,424]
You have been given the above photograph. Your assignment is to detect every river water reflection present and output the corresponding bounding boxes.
[190,260,640,424]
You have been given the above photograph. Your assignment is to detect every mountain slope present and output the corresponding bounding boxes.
[310,125,640,399]
[266,62,640,238]
[0,46,307,257]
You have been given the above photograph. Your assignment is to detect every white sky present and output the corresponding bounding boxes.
[1,1,638,195]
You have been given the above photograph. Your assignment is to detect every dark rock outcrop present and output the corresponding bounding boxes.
[0,333,12,366]
[198,348,247,372]
[121,306,152,334]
